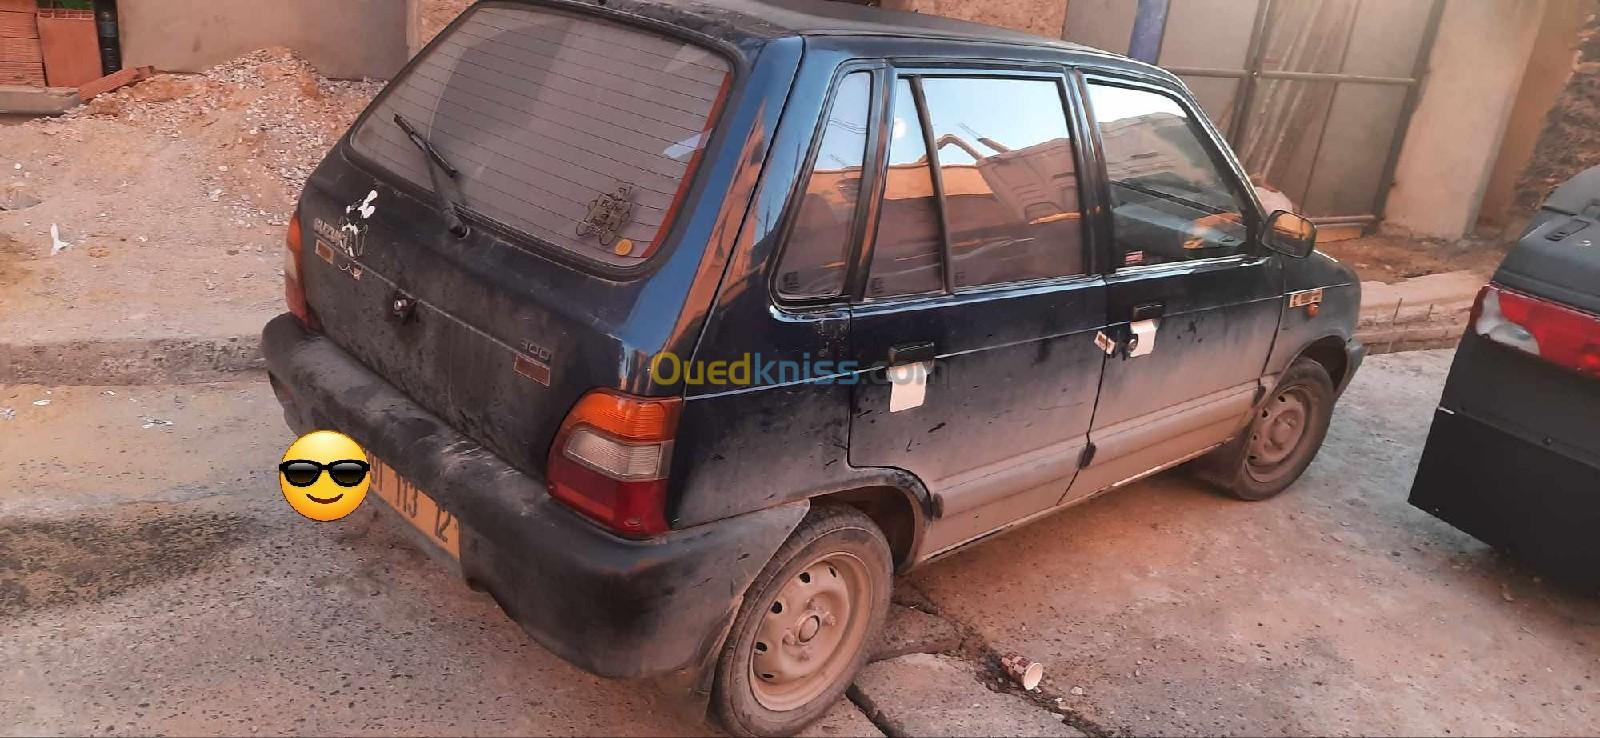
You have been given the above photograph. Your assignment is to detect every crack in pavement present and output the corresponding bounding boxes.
[855,580,1116,737]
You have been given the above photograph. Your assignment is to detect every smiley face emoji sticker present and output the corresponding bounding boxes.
[279,431,370,521]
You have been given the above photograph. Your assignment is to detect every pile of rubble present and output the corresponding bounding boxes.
[63,48,384,215]
[0,49,386,351]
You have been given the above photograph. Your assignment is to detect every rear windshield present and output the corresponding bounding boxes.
[350,4,730,265]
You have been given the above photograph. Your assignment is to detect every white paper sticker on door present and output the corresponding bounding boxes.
[887,361,932,412]
[1128,319,1159,358]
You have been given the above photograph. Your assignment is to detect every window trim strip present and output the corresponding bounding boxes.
[907,76,957,295]
[772,65,882,306]
[846,65,893,304]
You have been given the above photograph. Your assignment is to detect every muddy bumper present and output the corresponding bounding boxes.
[261,314,806,682]
[1410,407,1600,586]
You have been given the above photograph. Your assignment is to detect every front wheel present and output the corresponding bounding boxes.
[1194,358,1335,501]
[712,504,893,737]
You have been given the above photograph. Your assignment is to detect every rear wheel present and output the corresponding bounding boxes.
[1195,358,1335,501]
[712,504,892,737]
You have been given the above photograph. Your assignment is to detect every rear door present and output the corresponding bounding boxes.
[844,67,1108,557]
[297,4,734,469]
[1064,75,1282,500]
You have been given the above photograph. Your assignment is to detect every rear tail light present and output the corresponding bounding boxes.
[284,212,319,330]
[1472,283,1600,378]
[547,390,682,538]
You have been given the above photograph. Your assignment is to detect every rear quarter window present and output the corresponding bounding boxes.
[350,5,730,266]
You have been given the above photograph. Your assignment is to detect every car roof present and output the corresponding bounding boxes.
[505,0,1177,88]
[699,0,1086,44]
[531,0,1132,57]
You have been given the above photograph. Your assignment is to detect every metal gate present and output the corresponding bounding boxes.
[1066,0,1445,226]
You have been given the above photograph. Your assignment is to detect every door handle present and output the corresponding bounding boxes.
[887,341,936,365]
[1130,301,1166,322]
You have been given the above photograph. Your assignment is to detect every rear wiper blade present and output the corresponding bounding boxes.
[394,113,458,178]
[393,113,469,236]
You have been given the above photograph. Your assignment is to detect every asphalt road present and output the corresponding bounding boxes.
[2,349,1595,736]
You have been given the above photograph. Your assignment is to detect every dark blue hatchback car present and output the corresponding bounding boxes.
[263,1,1363,733]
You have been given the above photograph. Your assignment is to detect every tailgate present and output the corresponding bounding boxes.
[296,2,732,470]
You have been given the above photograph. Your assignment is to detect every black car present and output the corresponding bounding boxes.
[1410,166,1600,587]
[262,1,1363,734]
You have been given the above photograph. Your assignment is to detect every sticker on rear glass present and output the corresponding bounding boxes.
[577,184,636,248]
[1123,250,1146,266]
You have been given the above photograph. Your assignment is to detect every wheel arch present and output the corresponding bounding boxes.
[1293,334,1352,390]
[807,469,931,572]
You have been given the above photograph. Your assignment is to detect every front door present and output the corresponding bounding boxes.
[845,69,1108,557]
[1065,75,1284,501]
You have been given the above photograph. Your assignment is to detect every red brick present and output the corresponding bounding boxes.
[78,65,154,101]
[0,10,38,40]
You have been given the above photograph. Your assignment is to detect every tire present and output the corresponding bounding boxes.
[1194,358,1336,501]
[711,504,893,738]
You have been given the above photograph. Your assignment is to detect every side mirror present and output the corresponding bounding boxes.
[1264,210,1316,259]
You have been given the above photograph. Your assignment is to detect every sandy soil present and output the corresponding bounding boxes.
[910,349,1598,736]
[0,382,704,736]
[3,352,1594,736]
[0,380,880,737]
[0,50,379,344]
[1318,233,1510,285]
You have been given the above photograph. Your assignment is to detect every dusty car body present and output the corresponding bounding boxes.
[1410,166,1600,587]
[262,0,1363,733]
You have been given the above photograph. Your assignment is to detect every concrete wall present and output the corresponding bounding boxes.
[1062,0,1135,54]
[880,0,1068,38]
[1513,3,1600,216]
[118,0,409,80]
[1479,0,1593,228]
[1384,0,1548,239]
[408,0,475,57]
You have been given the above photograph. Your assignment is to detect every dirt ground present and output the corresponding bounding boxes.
[3,352,1595,736]
[911,349,1599,736]
[0,50,379,345]
[1317,233,1510,285]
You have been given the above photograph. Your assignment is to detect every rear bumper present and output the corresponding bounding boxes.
[1409,407,1600,586]
[261,314,806,681]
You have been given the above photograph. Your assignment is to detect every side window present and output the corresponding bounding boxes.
[865,78,945,299]
[777,72,872,300]
[920,77,1085,288]
[1086,82,1250,268]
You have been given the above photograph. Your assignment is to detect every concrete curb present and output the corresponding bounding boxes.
[1354,269,1481,356]
[0,85,81,116]
[0,335,263,386]
[1356,327,1462,356]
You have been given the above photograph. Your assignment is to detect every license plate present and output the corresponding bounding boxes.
[369,455,462,560]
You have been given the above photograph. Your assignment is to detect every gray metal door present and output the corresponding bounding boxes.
[1064,0,1444,226]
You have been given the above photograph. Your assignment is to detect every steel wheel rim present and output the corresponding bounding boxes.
[1246,386,1312,479]
[749,551,871,712]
